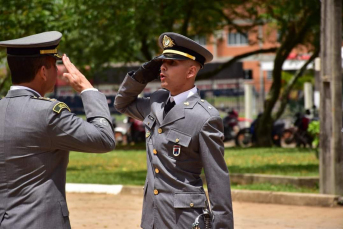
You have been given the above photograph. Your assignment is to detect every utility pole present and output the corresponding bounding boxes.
[258,25,265,111]
[319,0,343,195]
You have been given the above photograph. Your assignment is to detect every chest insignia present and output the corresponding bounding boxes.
[173,145,181,157]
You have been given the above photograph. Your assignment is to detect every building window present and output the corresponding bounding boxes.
[193,35,206,46]
[228,32,248,46]
[244,69,253,80]
[267,71,273,79]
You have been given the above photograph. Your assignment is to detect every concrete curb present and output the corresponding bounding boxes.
[230,174,318,188]
[66,183,123,194]
[66,183,341,208]
[231,190,340,207]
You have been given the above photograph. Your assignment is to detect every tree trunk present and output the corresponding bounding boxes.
[274,49,319,120]
[255,14,314,146]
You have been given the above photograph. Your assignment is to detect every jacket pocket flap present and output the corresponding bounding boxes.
[59,200,69,217]
[166,129,191,147]
[143,114,156,129]
[174,193,207,208]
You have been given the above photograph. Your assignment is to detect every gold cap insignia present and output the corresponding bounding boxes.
[163,35,175,48]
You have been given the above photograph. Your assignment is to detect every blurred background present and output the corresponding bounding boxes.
[0,0,325,148]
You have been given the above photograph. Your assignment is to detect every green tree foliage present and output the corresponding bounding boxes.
[237,0,321,146]
[59,0,231,74]
[0,0,62,58]
[0,0,323,144]
[0,0,63,92]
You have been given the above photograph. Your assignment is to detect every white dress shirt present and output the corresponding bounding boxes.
[168,86,197,105]
[10,86,41,96]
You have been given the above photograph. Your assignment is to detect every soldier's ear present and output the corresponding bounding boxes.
[38,65,48,81]
[186,65,198,79]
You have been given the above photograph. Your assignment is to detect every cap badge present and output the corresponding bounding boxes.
[163,35,175,48]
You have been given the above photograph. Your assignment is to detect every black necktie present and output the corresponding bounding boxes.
[164,99,175,115]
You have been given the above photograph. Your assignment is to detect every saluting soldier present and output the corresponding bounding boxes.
[115,32,233,229]
[0,32,115,229]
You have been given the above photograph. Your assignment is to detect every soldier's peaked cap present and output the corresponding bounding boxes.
[0,31,62,60]
[157,32,213,67]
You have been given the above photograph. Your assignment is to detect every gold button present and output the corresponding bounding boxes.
[154,189,159,195]
[158,128,163,134]
[155,168,160,173]
[146,132,150,138]
[153,149,158,155]
[190,203,194,207]
[175,138,179,143]
[201,99,204,102]
[184,102,189,106]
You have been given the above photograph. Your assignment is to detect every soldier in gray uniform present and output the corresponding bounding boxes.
[115,32,233,229]
[0,31,115,229]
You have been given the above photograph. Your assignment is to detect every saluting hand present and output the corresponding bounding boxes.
[132,56,162,84]
[61,54,93,93]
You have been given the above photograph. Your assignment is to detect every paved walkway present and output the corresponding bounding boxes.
[67,193,343,229]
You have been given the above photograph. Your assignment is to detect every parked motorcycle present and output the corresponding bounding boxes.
[235,114,285,147]
[113,116,145,145]
[281,112,314,148]
[223,109,240,142]
[126,116,146,144]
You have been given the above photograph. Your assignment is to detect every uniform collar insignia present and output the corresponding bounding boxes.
[163,35,175,48]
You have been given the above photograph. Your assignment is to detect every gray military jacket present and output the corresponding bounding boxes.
[0,89,115,229]
[115,75,233,229]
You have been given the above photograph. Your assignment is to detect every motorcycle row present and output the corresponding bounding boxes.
[223,109,317,148]
[113,109,317,148]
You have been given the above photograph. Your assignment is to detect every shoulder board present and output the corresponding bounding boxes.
[31,96,57,102]
[53,102,71,113]
[197,99,219,116]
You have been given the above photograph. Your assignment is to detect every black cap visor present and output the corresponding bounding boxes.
[7,46,62,60]
[156,53,190,61]
[156,53,204,68]
[49,53,62,60]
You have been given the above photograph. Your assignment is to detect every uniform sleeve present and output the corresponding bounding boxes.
[47,90,116,153]
[114,74,151,121]
[199,116,234,229]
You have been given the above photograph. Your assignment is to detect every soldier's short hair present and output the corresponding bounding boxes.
[7,56,53,84]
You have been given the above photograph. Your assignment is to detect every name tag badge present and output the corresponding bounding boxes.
[173,145,181,157]
[148,115,155,121]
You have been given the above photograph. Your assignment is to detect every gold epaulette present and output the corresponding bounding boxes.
[31,96,57,102]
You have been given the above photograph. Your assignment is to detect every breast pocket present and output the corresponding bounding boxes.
[166,129,192,160]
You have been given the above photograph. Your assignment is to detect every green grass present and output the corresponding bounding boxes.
[66,147,319,192]
[67,149,147,185]
[225,147,318,177]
